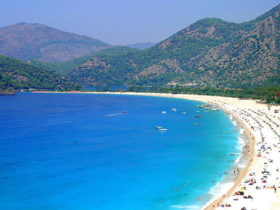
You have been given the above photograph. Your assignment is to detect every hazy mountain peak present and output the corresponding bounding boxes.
[126,42,156,50]
[0,23,110,62]
[16,22,27,25]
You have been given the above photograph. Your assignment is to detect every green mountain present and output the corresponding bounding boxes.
[0,22,110,63]
[0,55,80,94]
[68,46,140,86]
[67,4,280,88]
[29,53,96,75]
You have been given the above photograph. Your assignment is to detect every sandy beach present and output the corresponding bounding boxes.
[39,91,280,209]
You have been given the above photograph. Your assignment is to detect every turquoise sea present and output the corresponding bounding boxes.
[0,93,241,209]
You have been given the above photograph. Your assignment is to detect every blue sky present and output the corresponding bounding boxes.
[0,0,279,45]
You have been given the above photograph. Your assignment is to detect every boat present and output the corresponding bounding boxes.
[155,126,167,131]
[172,108,177,112]
[162,111,167,114]
[212,109,219,111]
[193,124,200,126]
[155,126,168,131]
[195,115,201,118]
[182,112,186,114]
[197,104,211,109]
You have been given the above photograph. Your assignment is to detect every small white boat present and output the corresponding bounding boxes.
[162,111,167,114]
[172,108,177,112]
[155,126,167,131]
[182,112,186,114]
[212,109,219,111]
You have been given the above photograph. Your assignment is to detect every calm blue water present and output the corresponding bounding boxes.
[0,93,240,210]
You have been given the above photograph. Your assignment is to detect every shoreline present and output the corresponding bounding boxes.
[123,92,256,209]
[203,103,256,209]
[30,91,280,209]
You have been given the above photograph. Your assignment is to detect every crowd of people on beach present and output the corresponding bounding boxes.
[210,102,280,209]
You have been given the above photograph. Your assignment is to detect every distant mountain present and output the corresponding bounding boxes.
[126,42,155,50]
[67,3,280,88]
[0,22,110,63]
[0,55,80,94]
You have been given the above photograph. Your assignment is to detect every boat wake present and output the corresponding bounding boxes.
[105,112,126,117]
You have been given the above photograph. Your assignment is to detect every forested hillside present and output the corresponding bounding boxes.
[67,4,280,88]
[0,55,80,94]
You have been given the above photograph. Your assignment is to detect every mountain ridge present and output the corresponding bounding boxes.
[67,3,280,88]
